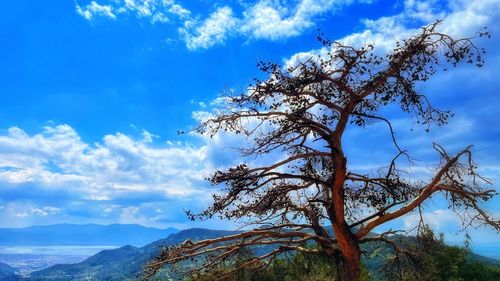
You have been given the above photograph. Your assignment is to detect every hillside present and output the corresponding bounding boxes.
[0,224,178,247]
[0,263,17,279]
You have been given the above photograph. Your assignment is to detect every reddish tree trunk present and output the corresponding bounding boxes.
[338,247,361,281]
[330,149,361,281]
[334,225,361,281]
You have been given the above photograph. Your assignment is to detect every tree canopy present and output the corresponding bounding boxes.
[145,21,499,281]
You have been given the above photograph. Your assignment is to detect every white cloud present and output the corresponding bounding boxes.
[76,0,499,50]
[403,209,459,232]
[166,1,191,19]
[402,0,446,22]
[0,125,212,200]
[75,0,190,24]
[75,0,372,50]
[76,1,116,20]
[241,0,345,40]
[284,0,500,67]
[141,129,158,143]
[180,7,239,50]
[29,206,61,217]
[345,0,499,50]
[0,123,254,228]
[439,0,500,36]
[182,0,353,49]
[11,205,61,218]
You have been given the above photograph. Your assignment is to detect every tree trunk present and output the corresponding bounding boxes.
[338,249,361,281]
[333,223,362,281]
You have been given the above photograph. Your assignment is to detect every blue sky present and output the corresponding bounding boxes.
[0,0,499,251]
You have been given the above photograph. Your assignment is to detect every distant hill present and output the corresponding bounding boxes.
[0,262,17,279]
[0,224,178,247]
[10,228,237,281]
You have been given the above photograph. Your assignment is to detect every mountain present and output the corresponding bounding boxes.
[470,252,500,266]
[12,228,238,281]
[0,262,17,279]
[0,224,178,247]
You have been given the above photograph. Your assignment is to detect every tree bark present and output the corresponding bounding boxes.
[337,241,361,281]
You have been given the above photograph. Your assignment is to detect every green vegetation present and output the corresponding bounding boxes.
[186,234,500,281]
[187,251,371,281]
[386,237,500,281]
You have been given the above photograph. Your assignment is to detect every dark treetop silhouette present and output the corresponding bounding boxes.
[145,21,499,281]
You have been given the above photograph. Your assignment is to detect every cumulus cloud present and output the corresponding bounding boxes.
[239,0,345,40]
[14,206,61,218]
[0,123,253,228]
[176,0,364,49]
[346,0,499,50]
[0,202,63,227]
[75,0,372,49]
[75,0,190,23]
[181,6,239,50]
[285,0,500,68]
[0,125,213,201]
[197,0,497,52]
[403,209,460,232]
[165,0,191,19]
[398,208,500,247]
[73,1,500,50]
[76,1,116,20]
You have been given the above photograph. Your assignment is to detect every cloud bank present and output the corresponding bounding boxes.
[0,125,218,228]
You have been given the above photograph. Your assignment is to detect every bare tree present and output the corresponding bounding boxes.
[145,21,499,281]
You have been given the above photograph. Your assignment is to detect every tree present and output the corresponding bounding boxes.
[145,21,499,281]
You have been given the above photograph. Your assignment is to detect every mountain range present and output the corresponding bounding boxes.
[0,224,178,247]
